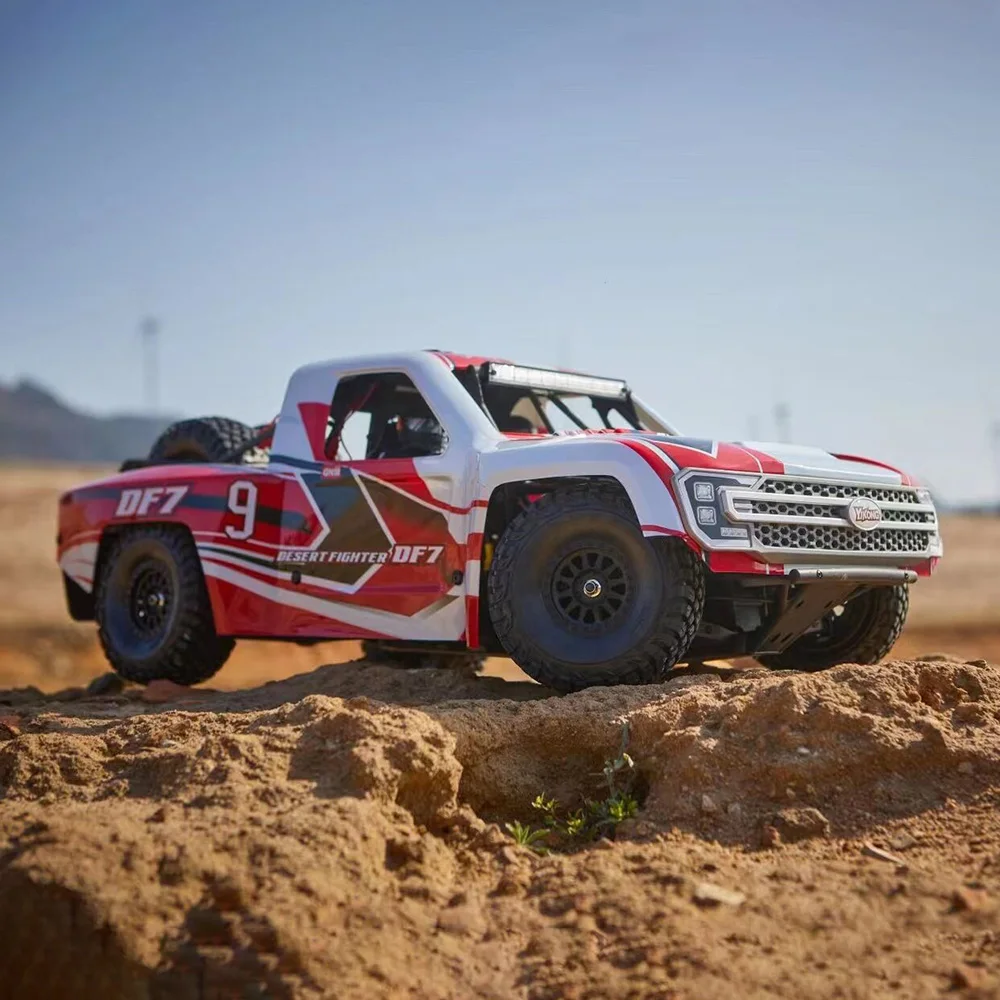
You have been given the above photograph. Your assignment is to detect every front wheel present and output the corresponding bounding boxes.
[95,525,235,685]
[487,483,705,693]
[756,584,909,672]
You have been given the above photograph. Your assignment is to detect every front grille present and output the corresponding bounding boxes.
[756,523,932,553]
[723,476,938,558]
[758,478,918,505]
[750,498,935,525]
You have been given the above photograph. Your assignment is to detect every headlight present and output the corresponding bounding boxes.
[915,488,933,506]
[677,471,758,547]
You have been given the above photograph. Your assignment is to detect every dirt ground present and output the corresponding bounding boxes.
[1,462,999,999]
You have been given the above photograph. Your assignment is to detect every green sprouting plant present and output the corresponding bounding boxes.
[531,793,560,828]
[562,809,587,838]
[601,721,637,798]
[584,788,639,834]
[509,723,642,852]
[504,819,550,853]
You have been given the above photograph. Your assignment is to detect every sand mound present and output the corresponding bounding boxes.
[2,657,1000,999]
[428,659,1000,837]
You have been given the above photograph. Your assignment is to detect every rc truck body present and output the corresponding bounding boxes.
[57,350,942,692]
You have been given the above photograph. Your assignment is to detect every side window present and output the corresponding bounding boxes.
[326,372,448,461]
[337,408,371,461]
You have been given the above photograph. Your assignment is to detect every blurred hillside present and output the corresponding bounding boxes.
[0,378,176,463]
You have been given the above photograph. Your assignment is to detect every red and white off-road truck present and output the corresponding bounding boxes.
[57,350,942,692]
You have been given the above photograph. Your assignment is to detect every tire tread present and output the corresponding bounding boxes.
[95,524,234,685]
[487,482,704,693]
[149,417,257,464]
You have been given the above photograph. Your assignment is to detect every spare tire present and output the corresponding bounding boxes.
[148,416,257,465]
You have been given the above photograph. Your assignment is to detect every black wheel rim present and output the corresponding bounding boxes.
[103,542,180,661]
[550,546,631,631]
[509,513,664,666]
[127,561,173,637]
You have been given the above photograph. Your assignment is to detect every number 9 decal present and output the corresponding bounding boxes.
[225,480,258,539]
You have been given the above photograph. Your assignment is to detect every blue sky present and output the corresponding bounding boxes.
[1,0,998,502]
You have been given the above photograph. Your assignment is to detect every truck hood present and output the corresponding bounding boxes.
[498,432,914,486]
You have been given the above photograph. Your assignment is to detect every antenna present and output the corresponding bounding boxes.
[774,403,791,443]
[139,316,160,414]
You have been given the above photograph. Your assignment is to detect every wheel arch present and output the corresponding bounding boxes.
[89,521,228,632]
[477,476,705,691]
[470,469,689,652]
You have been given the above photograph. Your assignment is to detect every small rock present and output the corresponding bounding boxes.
[957,761,975,776]
[888,832,917,852]
[950,963,991,990]
[692,882,746,908]
[86,672,126,697]
[498,846,521,866]
[0,714,21,740]
[701,794,718,814]
[771,807,830,843]
[951,886,991,913]
[726,802,742,819]
[761,824,782,849]
[148,805,170,824]
[796,746,810,756]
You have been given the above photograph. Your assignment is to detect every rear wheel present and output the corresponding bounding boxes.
[95,525,234,685]
[756,585,909,672]
[487,483,704,693]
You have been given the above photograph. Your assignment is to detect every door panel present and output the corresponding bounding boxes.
[271,459,465,639]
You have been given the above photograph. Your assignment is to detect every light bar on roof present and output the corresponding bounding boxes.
[486,362,628,399]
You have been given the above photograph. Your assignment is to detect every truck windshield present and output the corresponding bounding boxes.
[448,360,675,435]
[485,387,641,434]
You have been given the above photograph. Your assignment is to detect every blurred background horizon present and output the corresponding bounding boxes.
[2,0,999,505]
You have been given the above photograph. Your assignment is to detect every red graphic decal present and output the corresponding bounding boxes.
[831,453,912,486]
[297,401,331,462]
[708,552,782,575]
[736,447,784,474]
